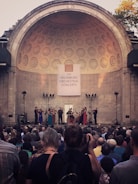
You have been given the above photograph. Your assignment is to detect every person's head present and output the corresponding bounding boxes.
[107,138,117,150]
[115,135,124,146]
[131,128,138,148]
[64,125,83,149]
[101,142,111,155]
[42,127,59,150]
[82,126,92,134]
[100,156,115,173]
[96,137,105,146]
[19,150,29,166]
[126,129,132,137]
[23,133,32,143]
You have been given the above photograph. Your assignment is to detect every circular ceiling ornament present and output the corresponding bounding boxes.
[24,43,32,52]
[37,35,44,43]
[22,55,28,66]
[98,46,105,55]
[76,39,84,45]
[45,37,53,45]
[89,59,98,69]
[43,47,51,56]
[94,36,102,44]
[55,39,63,45]
[54,48,62,56]
[78,59,86,69]
[100,57,108,68]
[107,43,113,53]
[33,46,40,54]
[64,59,74,64]
[29,57,38,68]
[86,38,94,45]
[88,47,97,57]
[52,59,61,69]
[66,39,73,46]
[39,57,49,68]
[110,55,116,66]
[65,48,74,57]
[76,48,85,57]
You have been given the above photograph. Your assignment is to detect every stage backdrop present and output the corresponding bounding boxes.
[57,64,80,96]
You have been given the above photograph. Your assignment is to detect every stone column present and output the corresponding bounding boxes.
[130,73,137,122]
[7,66,17,125]
[121,68,131,124]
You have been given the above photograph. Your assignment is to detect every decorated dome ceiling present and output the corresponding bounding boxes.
[17,11,122,74]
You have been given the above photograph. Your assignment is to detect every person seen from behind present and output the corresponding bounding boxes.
[0,126,20,184]
[26,127,59,184]
[49,124,101,184]
[110,127,138,184]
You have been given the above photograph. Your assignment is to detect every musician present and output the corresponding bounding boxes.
[93,108,98,125]
[66,108,74,124]
[58,107,63,124]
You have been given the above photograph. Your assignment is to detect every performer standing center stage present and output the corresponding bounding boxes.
[93,108,98,125]
[58,107,63,124]
[66,108,74,124]
[34,107,38,124]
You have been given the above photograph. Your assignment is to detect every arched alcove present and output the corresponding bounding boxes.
[5,0,134,124]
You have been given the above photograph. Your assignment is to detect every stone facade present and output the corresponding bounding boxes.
[0,0,137,125]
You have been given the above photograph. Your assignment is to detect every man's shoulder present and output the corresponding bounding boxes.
[94,145,101,151]
[0,140,17,153]
[54,150,89,163]
[115,155,138,168]
[97,154,104,161]
[0,140,16,147]
[113,159,132,171]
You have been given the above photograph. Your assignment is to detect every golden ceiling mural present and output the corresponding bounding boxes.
[17,11,122,74]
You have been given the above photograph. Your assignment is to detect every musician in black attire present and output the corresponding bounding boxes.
[34,107,38,124]
[58,107,63,124]
[93,108,98,125]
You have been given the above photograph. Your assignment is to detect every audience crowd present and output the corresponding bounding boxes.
[0,119,138,184]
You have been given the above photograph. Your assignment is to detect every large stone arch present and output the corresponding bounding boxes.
[9,0,131,67]
[7,0,133,124]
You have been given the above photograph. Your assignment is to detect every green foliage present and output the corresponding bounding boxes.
[114,0,138,29]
